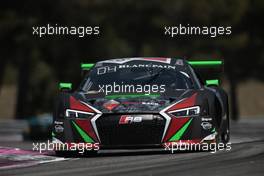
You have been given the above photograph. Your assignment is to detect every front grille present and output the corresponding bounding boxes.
[96,114,165,146]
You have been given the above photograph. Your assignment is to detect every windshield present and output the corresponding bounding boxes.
[80,66,195,94]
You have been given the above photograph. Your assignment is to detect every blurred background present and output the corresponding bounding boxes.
[0,0,264,139]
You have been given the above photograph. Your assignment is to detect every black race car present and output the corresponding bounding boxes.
[52,57,229,155]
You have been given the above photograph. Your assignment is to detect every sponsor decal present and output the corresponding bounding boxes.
[54,121,63,125]
[201,117,212,121]
[142,102,159,106]
[201,122,212,130]
[175,59,184,65]
[122,101,140,105]
[103,100,120,111]
[54,125,64,133]
[119,115,143,124]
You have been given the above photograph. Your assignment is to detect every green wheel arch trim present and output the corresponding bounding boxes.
[72,121,94,143]
[169,118,193,142]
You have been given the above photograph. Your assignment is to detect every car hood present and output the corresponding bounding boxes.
[76,89,197,113]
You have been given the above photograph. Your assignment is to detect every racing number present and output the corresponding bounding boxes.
[97,66,117,75]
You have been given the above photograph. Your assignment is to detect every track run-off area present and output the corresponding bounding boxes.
[0,119,263,176]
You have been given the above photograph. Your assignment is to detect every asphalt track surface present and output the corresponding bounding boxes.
[0,119,264,176]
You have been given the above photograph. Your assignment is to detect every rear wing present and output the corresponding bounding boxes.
[81,63,94,71]
[188,60,224,86]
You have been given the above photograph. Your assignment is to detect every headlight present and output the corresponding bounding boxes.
[65,109,94,118]
[168,106,200,117]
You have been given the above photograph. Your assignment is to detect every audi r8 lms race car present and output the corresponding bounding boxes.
[52,57,230,155]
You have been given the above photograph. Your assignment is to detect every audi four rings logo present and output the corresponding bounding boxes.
[119,115,143,124]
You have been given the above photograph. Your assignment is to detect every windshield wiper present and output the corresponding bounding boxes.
[145,68,167,84]
[133,68,167,82]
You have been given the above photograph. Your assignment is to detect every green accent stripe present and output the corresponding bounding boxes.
[72,121,94,143]
[188,60,223,66]
[169,119,193,141]
[52,132,55,137]
[59,83,72,90]
[106,93,160,99]
[206,79,220,86]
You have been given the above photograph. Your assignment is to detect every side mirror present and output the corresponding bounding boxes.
[59,83,72,92]
[81,63,94,76]
[205,79,219,87]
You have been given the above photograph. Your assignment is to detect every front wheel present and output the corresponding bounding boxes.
[221,119,230,145]
[221,102,230,146]
[55,150,98,157]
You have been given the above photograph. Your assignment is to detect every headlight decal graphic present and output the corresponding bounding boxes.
[72,121,94,143]
[166,93,198,111]
[168,118,193,141]
[169,106,200,117]
[68,96,102,142]
[73,119,99,142]
[160,93,197,142]
[162,117,191,142]
[69,96,94,112]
